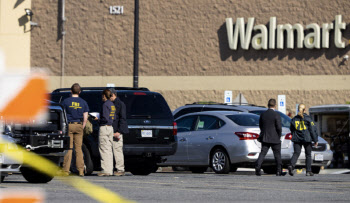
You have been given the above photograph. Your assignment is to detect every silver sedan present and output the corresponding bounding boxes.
[160,111,293,174]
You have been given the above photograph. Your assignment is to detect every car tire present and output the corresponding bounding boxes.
[189,167,208,173]
[21,167,54,183]
[311,166,321,174]
[1,176,4,183]
[172,166,189,171]
[262,166,277,174]
[210,148,230,174]
[129,161,157,175]
[129,167,153,175]
[230,166,238,172]
[151,166,159,173]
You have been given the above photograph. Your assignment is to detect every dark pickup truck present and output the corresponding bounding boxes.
[2,101,70,183]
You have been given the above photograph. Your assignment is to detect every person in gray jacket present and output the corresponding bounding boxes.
[288,103,319,176]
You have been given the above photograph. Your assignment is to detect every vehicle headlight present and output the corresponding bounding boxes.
[326,144,330,150]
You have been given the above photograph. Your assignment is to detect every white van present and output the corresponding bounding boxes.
[309,105,350,168]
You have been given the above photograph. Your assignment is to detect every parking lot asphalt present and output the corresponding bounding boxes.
[1,170,350,203]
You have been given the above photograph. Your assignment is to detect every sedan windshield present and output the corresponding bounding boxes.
[226,114,260,126]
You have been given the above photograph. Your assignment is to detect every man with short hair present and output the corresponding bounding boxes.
[109,88,129,176]
[61,83,89,176]
[255,98,283,176]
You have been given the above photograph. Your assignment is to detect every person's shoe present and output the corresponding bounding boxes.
[288,165,294,176]
[276,171,282,176]
[306,171,314,176]
[79,173,84,177]
[97,172,111,177]
[255,168,261,176]
[114,171,125,176]
[57,170,70,177]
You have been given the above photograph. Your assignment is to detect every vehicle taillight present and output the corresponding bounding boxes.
[133,92,147,95]
[235,132,259,140]
[285,133,292,140]
[173,122,177,136]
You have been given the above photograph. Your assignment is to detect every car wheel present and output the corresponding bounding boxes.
[262,166,277,174]
[211,148,230,174]
[21,167,53,183]
[189,167,208,173]
[311,166,321,174]
[1,176,4,183]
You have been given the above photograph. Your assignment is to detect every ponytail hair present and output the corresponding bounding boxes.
[298,103,306,118]
[102,89,112,100]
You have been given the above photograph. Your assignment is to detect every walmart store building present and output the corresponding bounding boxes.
[2,0,350,113]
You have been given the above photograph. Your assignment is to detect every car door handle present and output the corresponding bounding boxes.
[179,138,187,142]
[207,136,214,140]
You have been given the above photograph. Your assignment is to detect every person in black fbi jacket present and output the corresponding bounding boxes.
[109,88,129,176]
[97,89,116,177]
[255,99,283,176]
[288,103,318,176]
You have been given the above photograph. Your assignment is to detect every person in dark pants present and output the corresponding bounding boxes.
[61,83,89,177]
[109,88,129,176]
[255,99,283,176]
[288,103,318,176]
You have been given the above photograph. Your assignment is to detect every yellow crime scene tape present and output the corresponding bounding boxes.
[0,55,133,202]
[1,133,133,203]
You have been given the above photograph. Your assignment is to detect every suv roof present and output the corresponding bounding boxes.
[52,87,149,93]
[173,103,266,119]
[187,102,265,107]
[50,88,173,120]
[175,110,254,119]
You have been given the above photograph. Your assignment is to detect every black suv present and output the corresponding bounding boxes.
[50,87,177,175]
[4,101,70,183]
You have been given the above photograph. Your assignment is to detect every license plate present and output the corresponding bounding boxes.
[314,154,324,161]
[141,130,152,138]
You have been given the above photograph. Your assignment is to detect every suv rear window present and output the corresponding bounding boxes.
[226,114,260,126]
[120,93,172,119]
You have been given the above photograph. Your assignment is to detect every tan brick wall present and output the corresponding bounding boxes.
[31,0,135,76]
[31,0,350,110]
[0,0,31,71]
[159,90,350,115]
[31,0,350,76]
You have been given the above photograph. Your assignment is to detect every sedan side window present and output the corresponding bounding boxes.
[176,116,197,132]
[195,115,221,131]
